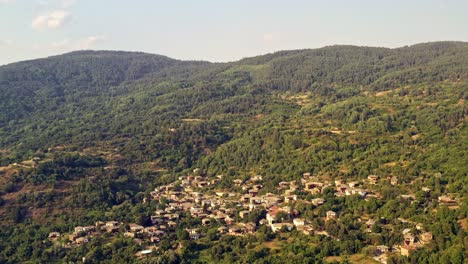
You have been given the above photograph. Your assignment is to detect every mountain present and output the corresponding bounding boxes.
[0,42,466,263]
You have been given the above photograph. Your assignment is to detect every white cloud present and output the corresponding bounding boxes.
[262,32,281,43]
[51,39,70,48]
[0,0,16,4]
[47,35,106,52]
[60,0,76,8]
[0,40,13,46]
[36,0,76,7]
[78,35,105,49]
[32,10,71,30]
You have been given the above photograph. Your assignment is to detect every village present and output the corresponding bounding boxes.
[49,171,458,263]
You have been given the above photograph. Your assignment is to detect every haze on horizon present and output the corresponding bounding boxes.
[1,0,467,65]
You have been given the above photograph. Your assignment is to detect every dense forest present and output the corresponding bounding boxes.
[0,42,466,263]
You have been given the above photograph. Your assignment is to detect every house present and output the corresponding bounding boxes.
[150,236,160,243]
[218,226,228,234]
[186,229,200,240]
[129,223,144,233]
[270,223,294,233]
[106,221,119,227]
[167,221,177,228]
[251,175,263,182]
[403,233,415,246]
[400,245,414,257]
[225,216,235,225]
[266,206,280,225]
[421,187,431,193]
[366,219,376,232]
[326,210,337,220]
[197,181,209,188]
[368,175,379,185]
[335,179,345,186]
[145,226,158,235]
[136,249,153,257]
[302,225,314,235]
[48,232,60,239]
[278,181,290,188]
[253,184,264,190]
[336,184,348,193]
[202,218,212,226]
[228,226,242,236]
[75,236,89,245]
[284,195,298,203]
[239,210,250,219]
[233,179,243,186]
[244,222,256,233]
[124,232,135,238]
[312,198,325,206]
[248,189,259,196]
[376,245,389,254]
[293,218,305,227]
[305,182,323,191]
[438,196,457,205]
[421,232,433,243]
[68,233,77,242]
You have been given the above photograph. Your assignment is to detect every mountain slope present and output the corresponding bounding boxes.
[0,41,466,263]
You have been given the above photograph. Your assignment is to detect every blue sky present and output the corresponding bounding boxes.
[0,0,467,65]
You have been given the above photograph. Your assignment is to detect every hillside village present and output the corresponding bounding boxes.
[49,170,459,264]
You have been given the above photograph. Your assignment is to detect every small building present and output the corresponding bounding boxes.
[421,187,431,193]
[293,218,305,227]
[187,229,200,240]
[239,211,250,219]
[150,236,160,243]
[403,233,415,246]
[75,236,89,245]
[202,218,212,226]
[137,249,153,257]
[270,223,294,233]
[167,221,177,228]
[376,245,389,254]
[438,196,457,205]
[326,210,337,220]
[421,232,433,243]
[368,175,379,185]
[244,222,256,233]
[225,216,235,225]
[218,226,228,234]
[48,232,60,239]
[106,221,119,227]
[248,189,259,196]
[129,223,144,233]
[302,225,314,235]
[124,232,135,238]
[312,198,325,206]
[266,206,280,225]
[228,226,242,236]
[400,245,414,257]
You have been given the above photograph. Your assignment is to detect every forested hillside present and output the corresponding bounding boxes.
[0,42,466,263]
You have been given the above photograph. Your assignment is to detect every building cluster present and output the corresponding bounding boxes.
[49,172,443,261]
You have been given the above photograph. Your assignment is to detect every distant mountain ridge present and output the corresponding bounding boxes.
[0,41,466,167]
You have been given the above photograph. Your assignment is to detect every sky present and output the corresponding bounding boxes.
[0,0,467,65]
